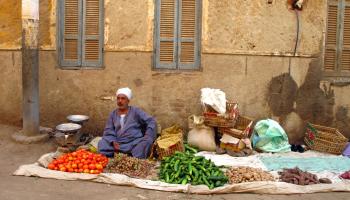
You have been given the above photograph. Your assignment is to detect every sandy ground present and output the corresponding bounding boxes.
[0,124,349,200]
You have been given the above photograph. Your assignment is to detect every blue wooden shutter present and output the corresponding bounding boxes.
[155,0,178,69]
[82,0,104,67]
[59,0,82,67]
[178,0,201,69]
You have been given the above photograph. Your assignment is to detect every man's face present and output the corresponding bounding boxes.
[116,94,129,109]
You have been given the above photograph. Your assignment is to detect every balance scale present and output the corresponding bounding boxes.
[54,115,90,148]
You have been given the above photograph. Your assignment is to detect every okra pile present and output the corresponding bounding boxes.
[159,151,228,189]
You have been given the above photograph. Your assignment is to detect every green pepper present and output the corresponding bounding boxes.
[188,163,193,175]
[203,176,210,186]
[165,173,170,182]
[174,160,180,171]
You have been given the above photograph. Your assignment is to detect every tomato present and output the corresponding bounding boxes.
[88,164,96,170]
[78,168,84,173]
[59,167,66,172]
[52,160,58,165]
[78,163,84,169]
[48,164,55,170]
[95,164,103,170]
[72,164,77,169]
[88,154,94,160]
[83,165,89,170]
[72,152,78,157]
[68,168,74,172]
[74,169,79,173]
[83,169,90,173]
[57,159,64,164]
[66,164,72,169]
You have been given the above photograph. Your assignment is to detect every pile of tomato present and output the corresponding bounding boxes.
[47,149,108,174]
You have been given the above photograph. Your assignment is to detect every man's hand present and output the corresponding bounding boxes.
[113,142,120,152]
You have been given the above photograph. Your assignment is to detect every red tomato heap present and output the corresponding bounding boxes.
[47,149,108,174]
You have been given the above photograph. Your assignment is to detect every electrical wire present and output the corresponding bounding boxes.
[293,9,300,56]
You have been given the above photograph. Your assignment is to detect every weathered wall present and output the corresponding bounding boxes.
[0,51,22,125]
[202,0,326,55]
[1,0,350,141]
[0,0,22,49]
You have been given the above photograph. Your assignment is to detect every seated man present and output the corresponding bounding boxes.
[98,87,157,159]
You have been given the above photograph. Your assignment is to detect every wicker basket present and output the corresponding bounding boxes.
[156,140,184,160]
[304,123,348,155]
[218,116,253,139]
[203,102,239,128]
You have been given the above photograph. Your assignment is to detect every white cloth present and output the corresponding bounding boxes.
[14,151,350,194]
[116,87,132,100]
[200,88,226,114]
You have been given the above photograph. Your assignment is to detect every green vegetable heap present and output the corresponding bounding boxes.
[159,144,228,189]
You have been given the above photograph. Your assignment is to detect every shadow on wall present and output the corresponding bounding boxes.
[267,58,350,143]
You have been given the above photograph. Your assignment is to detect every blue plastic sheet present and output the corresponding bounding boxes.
[260,156,350,172]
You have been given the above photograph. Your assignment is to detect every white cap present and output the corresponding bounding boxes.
[116,87,132,100]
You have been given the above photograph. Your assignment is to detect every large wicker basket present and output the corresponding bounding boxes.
[304,123,348,155]
[203,102,239,128]
[218,116,253,139]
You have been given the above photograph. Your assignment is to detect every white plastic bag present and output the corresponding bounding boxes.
[200,88,226,114]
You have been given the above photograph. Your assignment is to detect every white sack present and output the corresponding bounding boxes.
[187,126,216,152]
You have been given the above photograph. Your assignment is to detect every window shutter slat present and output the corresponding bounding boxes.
[82,0,103,67]
[324,4,338,71]
[342,5,350,71]
[155,0,177,69]
[59,0,82,67]
[178,0,200,69]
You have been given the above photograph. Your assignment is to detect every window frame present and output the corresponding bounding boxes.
[153,0,202,71]
[56,0,104,69]
[324,0,350,77]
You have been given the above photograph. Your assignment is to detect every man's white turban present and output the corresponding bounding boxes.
[116,87,132,100]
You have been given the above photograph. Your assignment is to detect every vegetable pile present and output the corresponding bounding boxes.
[279,167,318,185]
[159,151,228,189]
[47,149,108,174]
[226,167,275,183]
[340,170,350,179]
[106,153,156,179]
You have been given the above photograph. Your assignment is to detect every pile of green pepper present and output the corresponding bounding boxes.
[159,151,228,189]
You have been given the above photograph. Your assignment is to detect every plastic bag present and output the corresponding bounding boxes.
[200,88,226,114]
[252,119,291,153]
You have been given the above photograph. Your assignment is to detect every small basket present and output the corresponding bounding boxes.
[218,116,253,139]
[304,123,348,155]
[156,140,184,160]
[203,102,239,128]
